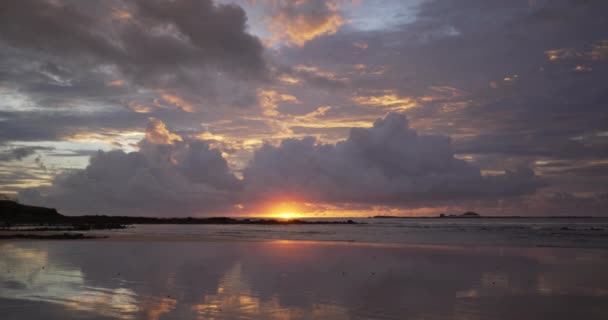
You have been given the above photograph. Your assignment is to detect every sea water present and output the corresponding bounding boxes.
[94,217,608,248]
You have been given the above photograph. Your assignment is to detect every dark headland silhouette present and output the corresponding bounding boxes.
[0,199,64,223]
[439,211,481,218]
[0,200,357,232]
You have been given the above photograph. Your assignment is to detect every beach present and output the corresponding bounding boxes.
[3,0,607,319]
[2,219,608,319]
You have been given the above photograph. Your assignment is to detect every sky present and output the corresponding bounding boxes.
[0,0,607,217]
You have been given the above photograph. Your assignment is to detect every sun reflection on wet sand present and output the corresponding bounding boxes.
[191,262,348,320]
[145,297,177,320]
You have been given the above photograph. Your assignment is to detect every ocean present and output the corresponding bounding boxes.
[91,217,608,248]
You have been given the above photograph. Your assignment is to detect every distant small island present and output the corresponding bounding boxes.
[373,212,595,219]
[439,211,481,218]
[0,200,357,232]
[373,211,481,219]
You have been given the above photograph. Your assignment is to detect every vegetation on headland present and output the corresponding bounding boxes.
[0,200,357,231]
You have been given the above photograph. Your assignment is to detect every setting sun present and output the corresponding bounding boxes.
[278,212,296,220]
[266,202,304,220]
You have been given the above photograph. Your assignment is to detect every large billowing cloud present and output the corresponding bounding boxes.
[20,114,541,215]
[20,119,241,215]
[244,113,541,206]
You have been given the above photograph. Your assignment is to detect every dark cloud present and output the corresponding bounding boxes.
[0,146,53,161]
[502,191,608,216]
[0,109,144,143]
[455,127,608,160]
[244,113,542,206]
[133,0,264,72]
[286,0,608,130]
[0,0,266,86]
[0,0,267,134]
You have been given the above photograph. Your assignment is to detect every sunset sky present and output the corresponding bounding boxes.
[1,0,607,217]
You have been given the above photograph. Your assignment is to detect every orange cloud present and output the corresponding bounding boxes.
[574,65,592,72]
[352,90,417,111]
[545,48,580,61]
[546,40,608,62]
[299,105,331,119]
[195,132,225,141]
[145,118,183,145]
[111,8,132,21]
[353,87,466,112]
[160,93,195,112]
[124,92,196,114]
[106,80,125,87]
[268,1,345,47]
[293,64,344,80]
[257,89,300,116]
[277,74,301,84]
[126,101,153,113]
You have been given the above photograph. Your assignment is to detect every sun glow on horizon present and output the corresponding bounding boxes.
[278,212,296,220]
[266,202,304,220]
[253,200,452,219]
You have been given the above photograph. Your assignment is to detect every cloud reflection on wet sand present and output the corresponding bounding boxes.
[1,241,608,319]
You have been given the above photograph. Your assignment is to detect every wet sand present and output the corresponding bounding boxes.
[1,236,608,320]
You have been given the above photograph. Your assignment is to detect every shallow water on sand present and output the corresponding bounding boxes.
[1,240,608,319]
